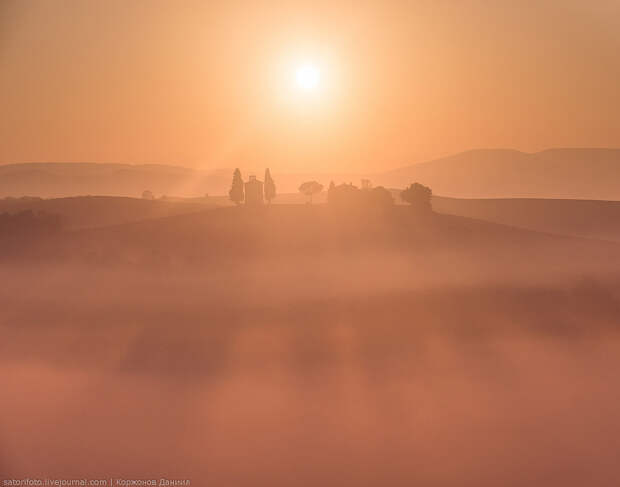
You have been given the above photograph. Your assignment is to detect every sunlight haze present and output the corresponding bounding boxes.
[1,0,619,172]
[3,3,620,485]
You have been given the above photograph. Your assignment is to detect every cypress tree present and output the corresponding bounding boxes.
[229,168,244,205]
[264,168,276,204]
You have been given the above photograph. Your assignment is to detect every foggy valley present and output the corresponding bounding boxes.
[2,194,620,486]
[3,1,620,485]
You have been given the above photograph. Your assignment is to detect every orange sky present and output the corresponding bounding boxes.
[1,0,619,173]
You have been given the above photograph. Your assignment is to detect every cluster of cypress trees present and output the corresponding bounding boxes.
[229,168,276,205]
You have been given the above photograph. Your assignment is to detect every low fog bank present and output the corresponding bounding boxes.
[2,337,619,486]
[3,261,620,378]
[2,257,620,485]
[2,207,620,485]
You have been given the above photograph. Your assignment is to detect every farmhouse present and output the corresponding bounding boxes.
[245,175,264,206]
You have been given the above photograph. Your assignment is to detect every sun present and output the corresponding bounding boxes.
[272,55,332,109]
[295,63,320,91]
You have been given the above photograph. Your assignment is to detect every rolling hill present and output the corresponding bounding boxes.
[9,205,619,284]
[0,195,215,229]
[433,196,620,242]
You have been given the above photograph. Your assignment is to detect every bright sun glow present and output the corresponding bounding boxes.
[295,64,320,91]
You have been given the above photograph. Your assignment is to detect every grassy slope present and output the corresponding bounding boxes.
[433,196,620,241]
[14,204,617,285]
[0,195,216,229]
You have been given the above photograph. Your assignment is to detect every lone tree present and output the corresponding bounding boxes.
[264,168,276,204]
[299,181,324,204]
[229,168,244,205]
[401,182,432,212]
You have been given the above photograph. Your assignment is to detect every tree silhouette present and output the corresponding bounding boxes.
[368,186,394,208]
[327,181,336,204]
[142,190,154,200]
[264,168,276,204]
[329,183,361,208]
[229,168,244,205]
[328,183,394,211]
[299,181,324,204]
[401,182,432,211]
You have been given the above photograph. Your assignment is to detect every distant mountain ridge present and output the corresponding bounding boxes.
[3,148,620,199]
[0,162,229,198]
[0,162,360,198]
[375,148,620,199]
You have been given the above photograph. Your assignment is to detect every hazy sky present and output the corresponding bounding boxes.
[1,0,619,172]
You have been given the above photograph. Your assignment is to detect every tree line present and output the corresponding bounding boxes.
[325,181,432,211]
[228,169,432,211]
